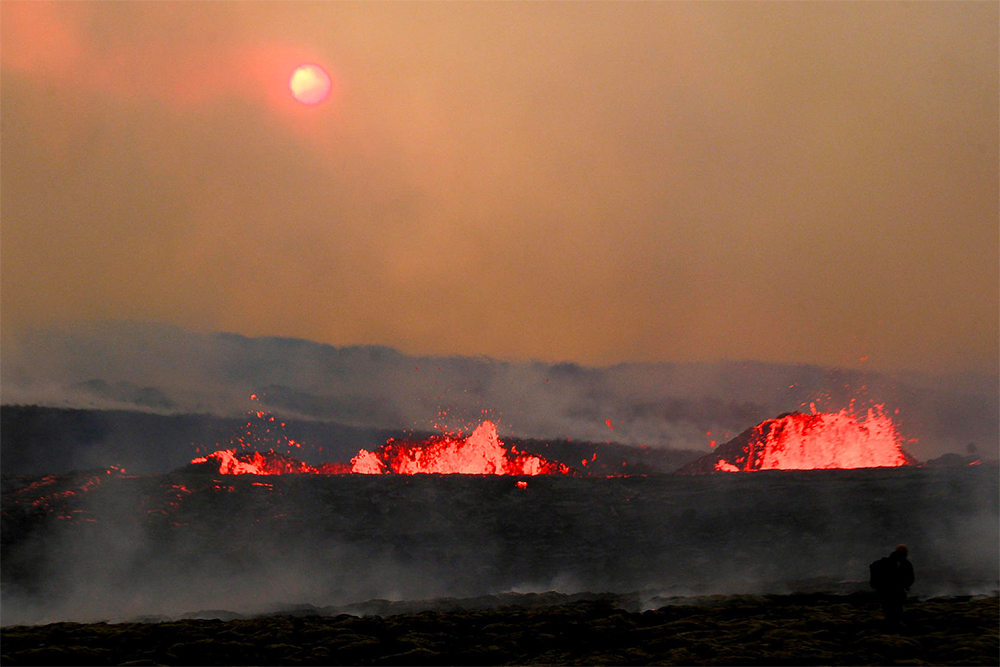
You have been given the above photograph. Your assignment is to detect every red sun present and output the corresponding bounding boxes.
[289,63,332,105]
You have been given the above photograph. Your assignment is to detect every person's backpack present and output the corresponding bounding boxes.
[869,557,893,591]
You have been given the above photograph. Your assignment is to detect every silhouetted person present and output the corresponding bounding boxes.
[870,544,915,626]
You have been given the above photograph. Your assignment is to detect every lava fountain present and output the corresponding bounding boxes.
[680,405,916,474]
[191,450,320,475]
[190,409,570,476]
[351,421,571,475]
[189,394,354,475]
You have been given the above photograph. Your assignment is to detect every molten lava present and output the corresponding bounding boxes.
[702,406,915,473]
[189,413,571,476]
[190,450,318,475]
[351,421,571,475]
[189,394,339,476]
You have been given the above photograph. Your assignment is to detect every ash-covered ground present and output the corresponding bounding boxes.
[2,465,996,626]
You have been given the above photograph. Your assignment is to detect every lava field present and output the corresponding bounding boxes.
[2,464,996,625]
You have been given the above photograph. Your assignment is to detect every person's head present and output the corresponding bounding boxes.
[893,544,909,560]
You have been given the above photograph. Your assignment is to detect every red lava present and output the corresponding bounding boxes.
[189,395,353,475]
[189,414,570,476]
[190,450,318,475]
[351,421,570,475]
[3,469,127,523]
[186,396,914,477]
[713,405,914,472]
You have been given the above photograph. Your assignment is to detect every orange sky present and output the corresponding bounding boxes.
[2,1,997,373]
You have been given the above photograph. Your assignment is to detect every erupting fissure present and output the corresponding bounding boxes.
[189,404,571,476]
[350,421,570,475]
[701,405,915,473]
[189,395,351,475]
[190,450,319,475]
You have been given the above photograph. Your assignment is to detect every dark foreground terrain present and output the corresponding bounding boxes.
[2,593,997,665]
[3,466,998,625]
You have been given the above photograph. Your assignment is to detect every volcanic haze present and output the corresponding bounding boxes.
[1,2,997,374]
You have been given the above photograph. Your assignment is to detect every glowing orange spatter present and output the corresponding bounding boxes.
[351,421,570,475]
[188,394,344,475]
[190,450,318,475]
[188,407,570,476]
[713,406,912,472]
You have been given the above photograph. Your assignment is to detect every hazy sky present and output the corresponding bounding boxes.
[2,1,997,373]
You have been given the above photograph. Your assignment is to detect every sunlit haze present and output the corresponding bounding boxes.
[2,1,997,373]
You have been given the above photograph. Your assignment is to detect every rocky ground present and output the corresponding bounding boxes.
[2,592,997,665]
[4,466,998,627]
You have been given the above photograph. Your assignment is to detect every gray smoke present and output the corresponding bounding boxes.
[3,321,997,462]
[2,467,996,625]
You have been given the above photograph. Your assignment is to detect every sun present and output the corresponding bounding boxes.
[289,64,332,105]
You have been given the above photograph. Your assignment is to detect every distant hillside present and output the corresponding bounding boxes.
[7,323,997,461]
[0,406,701,475]
[0,405,399,475]
[503,437,701,476]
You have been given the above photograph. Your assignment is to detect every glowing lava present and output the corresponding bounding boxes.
[693,405,916,473]
[351,421,571,475]
[188,395,343,475]
[191,450,318,475]
[188,408,570,476]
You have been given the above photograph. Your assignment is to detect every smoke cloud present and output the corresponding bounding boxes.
[3,468,996,625]
[3,322,996,465]
[2,3,996,373]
